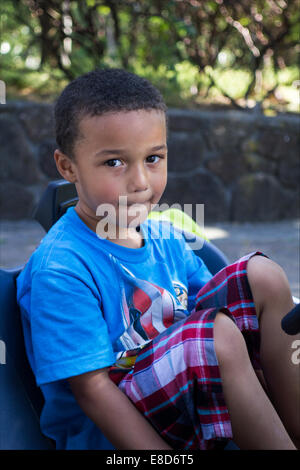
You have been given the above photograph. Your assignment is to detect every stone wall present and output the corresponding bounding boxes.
[0,101,299,222]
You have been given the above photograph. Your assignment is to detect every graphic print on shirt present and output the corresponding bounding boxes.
[109,256,188,368]
[173,281,188,310]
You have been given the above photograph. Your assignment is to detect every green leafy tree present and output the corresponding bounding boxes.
[0,0,299,110]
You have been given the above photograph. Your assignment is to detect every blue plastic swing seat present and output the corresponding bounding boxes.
[0,179,298,450]
[0,267,53,450]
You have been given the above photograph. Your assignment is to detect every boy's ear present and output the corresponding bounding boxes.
[54,149,78,183]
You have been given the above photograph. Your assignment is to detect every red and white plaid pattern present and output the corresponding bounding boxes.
[109,252,264,449]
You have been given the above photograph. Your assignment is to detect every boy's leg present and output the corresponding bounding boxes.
[247,255,300,447]
[116,304,295,450]
[116,308,234,450]
[115,254,298,449]
[213,312,295,449]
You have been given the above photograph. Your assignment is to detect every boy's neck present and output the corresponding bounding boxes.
[75,204,144,249]
[110,228,144,249]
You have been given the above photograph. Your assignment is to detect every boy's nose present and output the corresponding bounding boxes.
[128,164,149,193]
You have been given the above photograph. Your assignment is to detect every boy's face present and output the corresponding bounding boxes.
[62,110,167,237]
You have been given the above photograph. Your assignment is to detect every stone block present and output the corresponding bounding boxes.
[167,131,206,172]
[160,170,230,222]
[38,140,61,179]
[209,123,247,153]
[0,114,41,185]
[243,152,277,174]
[231,173,295,222]
[18,103,55,142]
[205,150,248,185]
[0,181,35,219]
[278,148,300,190]
[1,103,299,221]
[256,127,299,162]
[167,109,209,132]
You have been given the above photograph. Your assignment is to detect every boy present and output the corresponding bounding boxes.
[17,68,299,450]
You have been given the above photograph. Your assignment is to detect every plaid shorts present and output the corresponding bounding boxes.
[109,252,264,450]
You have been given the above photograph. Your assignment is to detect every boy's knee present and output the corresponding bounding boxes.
[247,256,287,286]
[213,312,248,369]
[247,256,291,314]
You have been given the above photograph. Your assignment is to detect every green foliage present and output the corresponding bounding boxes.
[0,0,299,112]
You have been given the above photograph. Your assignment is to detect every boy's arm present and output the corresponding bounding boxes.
[68,368,172,450]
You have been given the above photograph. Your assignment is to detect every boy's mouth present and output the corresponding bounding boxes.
[127,200,150,207]
[119,194,153,207]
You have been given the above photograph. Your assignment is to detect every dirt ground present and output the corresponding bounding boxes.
[0,218,299,298]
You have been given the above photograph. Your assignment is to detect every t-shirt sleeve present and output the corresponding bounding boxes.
[29,268,116,386]
[181,239,213,311]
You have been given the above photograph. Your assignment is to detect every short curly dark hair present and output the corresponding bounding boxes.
[54,68,167,158]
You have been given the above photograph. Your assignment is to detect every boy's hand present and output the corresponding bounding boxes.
[68,368,172,450]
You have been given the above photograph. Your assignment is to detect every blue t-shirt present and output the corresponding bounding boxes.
[17,207,212,450]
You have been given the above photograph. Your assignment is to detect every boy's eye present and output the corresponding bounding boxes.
[105,159,122,167]
[146,155,161,164]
